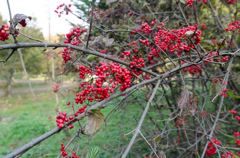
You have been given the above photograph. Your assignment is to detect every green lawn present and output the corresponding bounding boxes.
[0,89,174,158]
[0,82,52,90]
[1,86,231,158]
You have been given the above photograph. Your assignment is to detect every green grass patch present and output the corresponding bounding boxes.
[0,86,234,158]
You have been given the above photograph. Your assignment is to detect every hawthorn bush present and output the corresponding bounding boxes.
[1,0,240,158]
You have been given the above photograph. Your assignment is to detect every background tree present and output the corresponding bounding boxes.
[0,14,45,97]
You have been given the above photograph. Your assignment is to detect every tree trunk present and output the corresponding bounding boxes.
[4,68,14,98]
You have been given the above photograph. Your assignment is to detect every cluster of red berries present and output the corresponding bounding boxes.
[73,105,87,117]
[129,56,145,69]
[186,0,194,5]
[228,0,236,4]
[74,82,112,104]
[78,65,92,79]
[211,78,225,85]
[55,3,72,17]
[220,88,228,97]
[151,20,158,25]
[192,23,207,30]
[121,48,145,69]
[148,25,201,62]
[145,74,151,80]
[62,48,72,63]
[75,62,135,104]
[56,112,74,129]
[222,151,236,158]
[90,8,104,18]
[139,38,150,46]
[60,143,80,158]
[228,109,240,121]
[121,50,131,57]
[0,25,9,41]
[234,132,240,136]
[186,0,206,6]
[235,116,240,121]
[173,117,187,127]
[107,63,133,91]
[235,139,240,146]
[222,56,229,62]
[176,131,181,143]
[62,26,85,63]
[183,64,202,75]
[228,110,237,114]
[130,22,155,35]
[201,111,207,117]
[205,138,221,156]
[204,52,229,64]
[96,62,132,91]
[52,84,59,93]
[225,20,240,32]
[64,26,85,44]
[234,132,240,146]
[211,78,228,97]
[182,61,202,75]
[205,52,218,64]
[139,22,152,34]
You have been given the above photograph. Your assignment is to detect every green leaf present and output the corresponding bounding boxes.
[155,136,162,143]
[86,147,100,158]
[180,0,186,4]
[201,40,215,46]
[87,55,98,60]
[211,1,215,6]
[113,46,119,51]
[227,91,240,99]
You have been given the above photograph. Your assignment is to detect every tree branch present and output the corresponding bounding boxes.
[122,80,161,158]
[0,42,158,76]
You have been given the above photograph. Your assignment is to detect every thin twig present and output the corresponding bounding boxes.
[86,0,95,49]
[122,80,161,158]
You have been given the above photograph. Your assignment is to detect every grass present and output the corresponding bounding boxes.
[0,84,234,158]
[0,82,52,90]
[0,92,62,157]
[0,89,173,158]
[0,72,74,81]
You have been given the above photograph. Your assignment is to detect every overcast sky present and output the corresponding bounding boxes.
[0,0,84,38]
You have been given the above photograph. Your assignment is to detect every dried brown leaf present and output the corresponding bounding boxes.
[85,109,104,135]
[103,37,114,46]
[178,88,198,115]
[13,14,31,27]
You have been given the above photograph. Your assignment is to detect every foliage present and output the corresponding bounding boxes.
[0,14,45,74]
